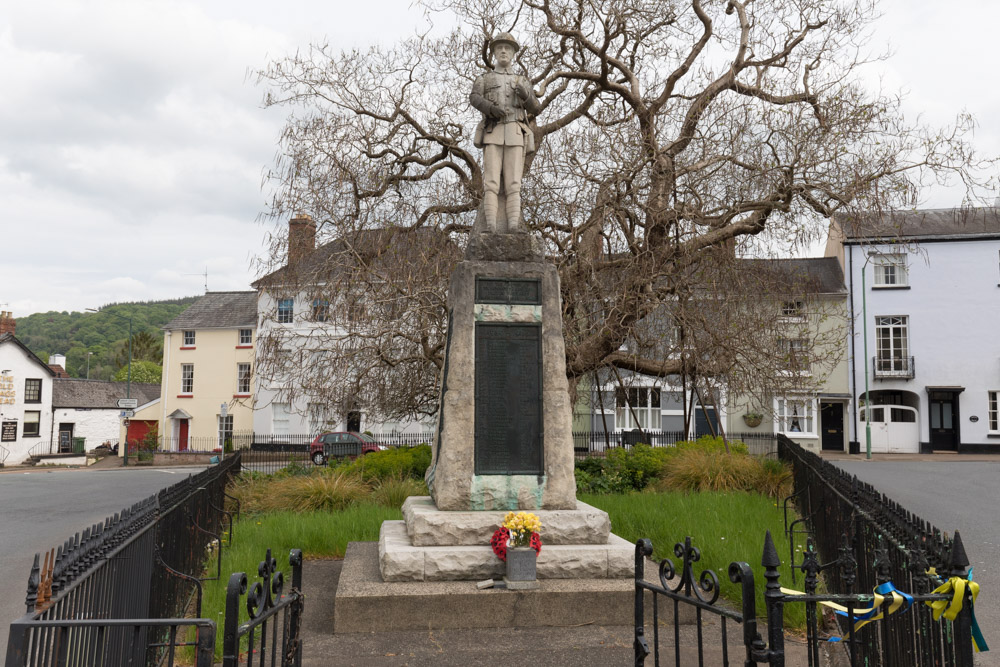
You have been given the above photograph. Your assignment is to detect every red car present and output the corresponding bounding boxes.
[309,432,386,465]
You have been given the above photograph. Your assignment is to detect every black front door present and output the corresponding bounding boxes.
[346,411,361,433]
[820,403,844,451]
[474,323,542,475]
[929,392,959,450]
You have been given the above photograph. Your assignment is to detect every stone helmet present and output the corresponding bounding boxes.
[489,32,520,53]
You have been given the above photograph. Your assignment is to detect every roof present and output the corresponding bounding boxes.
[0,333,56,376]
[52,378,161,408]
[253,227,459,289]
[739,257,846,295]
[836,207,1000,242]
[162,291,257,330]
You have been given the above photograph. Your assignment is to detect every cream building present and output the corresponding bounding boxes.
[159,292,257,451]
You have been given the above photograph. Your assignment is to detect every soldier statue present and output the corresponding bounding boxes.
[470,32,540,233]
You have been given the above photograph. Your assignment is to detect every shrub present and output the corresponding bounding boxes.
[337,444,432,482]
[655,448,790,497]
[259,470,370,512]
[371,475,428,507]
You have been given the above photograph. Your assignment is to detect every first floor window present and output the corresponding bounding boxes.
[312,299,329,322]
[308,402,327,434]
[218,415,234,450]
[183,330,196,346]
[781,300,805,319]
[875,316,909,372]
[777,338,809,372]
[616,386,661,431]
[272,402,290,435]
[277,299,294,323]
[236,363,251,394]
[181,364,194,393]
[23,411,40,437]
[239,329,253,346]
[989,391,999,433]
[775,397,816,436]
[24,378,42,403]
[873,253,908,286]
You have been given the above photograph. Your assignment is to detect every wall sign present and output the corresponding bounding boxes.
[0,375,14,405]
[1,421,16,442]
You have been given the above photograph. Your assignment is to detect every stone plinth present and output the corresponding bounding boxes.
[378,520,633,582]
[424,252,577,511]
[402,496,610,546]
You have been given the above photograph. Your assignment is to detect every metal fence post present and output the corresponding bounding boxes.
[762,531,785,666]
[729,561,764,666]
[634,539,652,665]
[949,532,975,666]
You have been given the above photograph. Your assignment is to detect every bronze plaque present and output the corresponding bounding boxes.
[475,323,542,475]
[476,278,541,305]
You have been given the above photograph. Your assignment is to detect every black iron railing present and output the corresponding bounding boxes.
[776,435,976,666]
[873,355,915,379]
[574,430,778,458]
[6,454,242,666]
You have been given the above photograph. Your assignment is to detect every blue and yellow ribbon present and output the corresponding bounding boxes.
[924,570,988,653]
[781,581,913,634]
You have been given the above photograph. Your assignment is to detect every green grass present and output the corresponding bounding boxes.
[193,504,402,660]
[582,490,807,628]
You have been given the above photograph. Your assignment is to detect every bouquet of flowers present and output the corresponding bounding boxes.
[490,511,542,562]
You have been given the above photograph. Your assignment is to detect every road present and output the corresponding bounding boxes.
[0,465,206,658]
[834,460,1000,666]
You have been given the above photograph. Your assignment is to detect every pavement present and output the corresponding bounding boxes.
[297,557,820,666]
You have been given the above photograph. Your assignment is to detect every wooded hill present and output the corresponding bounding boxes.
[16,297,200,380]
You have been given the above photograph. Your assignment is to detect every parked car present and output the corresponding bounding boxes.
[309,432,387,465]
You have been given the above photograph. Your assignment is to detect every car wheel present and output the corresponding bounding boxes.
[311,451,327,466]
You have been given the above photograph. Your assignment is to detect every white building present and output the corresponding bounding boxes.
[0,332,56,465]
[827,206,1000,453]
[251,215,436,436]
[52,379,160,454]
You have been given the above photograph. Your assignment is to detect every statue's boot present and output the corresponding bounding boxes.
[483,192,498,233]
[505,192,521,232]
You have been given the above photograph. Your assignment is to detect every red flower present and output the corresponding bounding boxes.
[491,527,510,562]
[529,532,542,556]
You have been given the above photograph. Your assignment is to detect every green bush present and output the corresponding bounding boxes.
[336,444,432,482]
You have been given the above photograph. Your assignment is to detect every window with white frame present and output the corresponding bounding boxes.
[775,397,816,436]
[23,411,41,437]
[777,338,810,372]
[873,253,908,287]
[616,386,661,431]
[239,329,252,346]
[181,364,194,394]
[989,391,999,433]
[875,316,909,372]
[277,298,294,324]
[781,300,805,319]
[218,415,233,449]
[272,402,291,435]
[183,330,196,346]
[236,363,251,395]
[312,299,329,322]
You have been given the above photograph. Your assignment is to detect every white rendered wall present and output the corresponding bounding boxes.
[0,344,54,465]
[52,407,122,450]
[847,239,1000,450]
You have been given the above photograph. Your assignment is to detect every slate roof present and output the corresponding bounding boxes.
[0,333,56,376]
[162,291,257,330]
[252,227,459,289]
[52,379,161,409]
[741,257,846,295]
[836,207,1000,242]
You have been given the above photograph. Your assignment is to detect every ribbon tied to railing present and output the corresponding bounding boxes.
[925,568,988,653]
[781,580,913,635]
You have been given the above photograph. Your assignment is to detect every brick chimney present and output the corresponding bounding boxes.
[0,311,15,336]
[288,213,316,265]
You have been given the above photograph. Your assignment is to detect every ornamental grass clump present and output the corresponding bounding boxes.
[656,449,791,498]
[370,475,428,508]
[255,469,370,513]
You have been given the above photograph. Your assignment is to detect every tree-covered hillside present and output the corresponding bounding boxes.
[15,297,200,380]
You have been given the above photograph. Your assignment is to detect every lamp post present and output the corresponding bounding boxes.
[861,266,872,460]
[87,308,133,465]
[86,351,93,379]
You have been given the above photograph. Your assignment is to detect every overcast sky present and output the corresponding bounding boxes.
[3,0,998,317]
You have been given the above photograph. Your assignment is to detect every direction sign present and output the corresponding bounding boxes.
[120,410,135,418]
[117,398,138,409]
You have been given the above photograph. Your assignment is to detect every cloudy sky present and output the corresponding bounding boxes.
[2,0,998,316]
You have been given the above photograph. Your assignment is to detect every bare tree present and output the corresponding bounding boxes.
[254,0,984,421]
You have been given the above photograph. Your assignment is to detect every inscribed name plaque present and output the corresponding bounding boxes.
[1,421,15,442]
[474,323,542,475]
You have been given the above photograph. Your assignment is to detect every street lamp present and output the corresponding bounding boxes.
[86,351,93,379]
[87,307,133,465]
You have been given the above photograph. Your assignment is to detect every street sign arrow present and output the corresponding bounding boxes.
[120,410,135,418]
[117,398,139,409]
